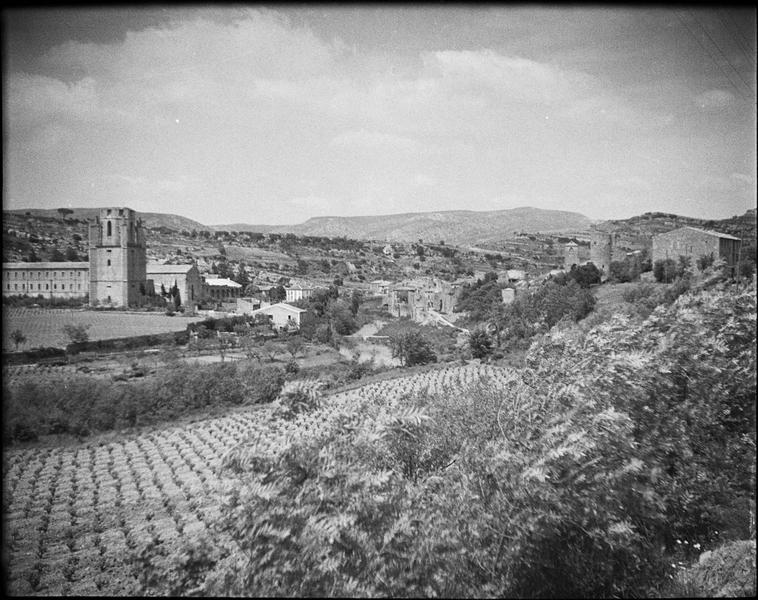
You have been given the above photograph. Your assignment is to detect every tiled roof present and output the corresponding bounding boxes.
[3,262,89,269]
[682,226,741,241]
[147,263,196,274]
[204,278,242,287]
[252,303,307,314]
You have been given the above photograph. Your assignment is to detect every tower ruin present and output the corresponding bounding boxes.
[88,207,146,307]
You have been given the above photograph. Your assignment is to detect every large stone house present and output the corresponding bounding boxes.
[652,226,741,276]
[251,302,312,331]
[203,277,243,301]
[2,262,89,299]
[146,263,203,306]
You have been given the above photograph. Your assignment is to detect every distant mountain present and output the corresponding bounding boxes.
[212,223,280,233]
[5,208,212,232]
[215,207,592,245]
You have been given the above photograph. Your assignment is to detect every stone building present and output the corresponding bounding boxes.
[251,302,312,331]
[89,207,146,307]
[2,262,89,299]
[563,241,579,270]
[203,277,242,301]
[590,228,653,279]
[146,263,203,307]
[285,285,314,303]
[652,227,741,276]
[384,277,464,320]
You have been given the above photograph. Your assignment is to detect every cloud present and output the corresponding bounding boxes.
[413,173,436,187]
[7,74,101,127]
[330,129,425,153]
[694,89,736,111]
[287,195,335,214]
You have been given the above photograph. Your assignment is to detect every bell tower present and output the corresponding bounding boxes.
[88,207,146,307]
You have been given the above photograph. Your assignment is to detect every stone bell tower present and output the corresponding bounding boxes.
[88,207,146,307]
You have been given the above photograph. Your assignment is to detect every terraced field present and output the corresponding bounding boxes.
[2,362,518,595]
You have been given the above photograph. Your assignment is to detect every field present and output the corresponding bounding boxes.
[2,308,206,351]
[1,362,516,595]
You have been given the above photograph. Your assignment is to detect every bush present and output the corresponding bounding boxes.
[3,362,285,444]
[138,279,755,597]
[390,330,437,367]
[468,328,493,359]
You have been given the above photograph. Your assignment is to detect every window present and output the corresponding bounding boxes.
[38,284,41,290]
[54,284,57,289]
[14,284,17,290]
[107,259,111,266]
[46,284,49,290]
[107,221,112,236]
[62,284,65,290]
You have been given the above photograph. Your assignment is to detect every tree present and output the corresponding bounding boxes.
[50,247,65,262]
[27,249,40,262]
[262,341,279,362]
[653,259,678,283]
[10,329,26,351]
[57,207,74,221]
[62,323,90,344]
[697,253,715,271]
[269,285,286,303]
[160,283,168,297]
[468,328,493,360]
[286,337,305,358]
[328,299,358,336]
[235,262,251,288]
[65,246,79,261]
[391,330,437,367]
[568,262,601,287]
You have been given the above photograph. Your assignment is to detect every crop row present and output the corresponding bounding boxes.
[2,362,516,595]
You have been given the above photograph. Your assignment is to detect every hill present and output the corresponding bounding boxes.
[595,208,757,245]
[5,208,212,233]
[214,206,592,244]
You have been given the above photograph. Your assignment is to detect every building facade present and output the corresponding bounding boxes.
[285,285,314,303]
[146,263,203,306]
[203,277,242,301]
[563,242,579,270]
[652,227,741,276]
[251,302,312,330]
[2,262,89,299]
[89,207,146,307]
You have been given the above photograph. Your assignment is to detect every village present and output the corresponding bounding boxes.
[2,5,755,598]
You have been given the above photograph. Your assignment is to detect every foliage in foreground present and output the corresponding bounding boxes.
[3,361,284,443]
[140,279,756,597]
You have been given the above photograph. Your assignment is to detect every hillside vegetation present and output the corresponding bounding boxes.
[137,274,756,597]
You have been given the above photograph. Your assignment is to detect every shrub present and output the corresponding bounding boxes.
[3,362,285,444]
[390,330,437,367]
[139,279,755,597]
[468,328,493,359]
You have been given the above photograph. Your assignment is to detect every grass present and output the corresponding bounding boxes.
[2,307,206,351]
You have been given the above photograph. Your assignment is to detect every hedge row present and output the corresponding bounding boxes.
[3,361,285,444]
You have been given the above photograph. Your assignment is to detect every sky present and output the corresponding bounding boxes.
[2,5,756,225]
